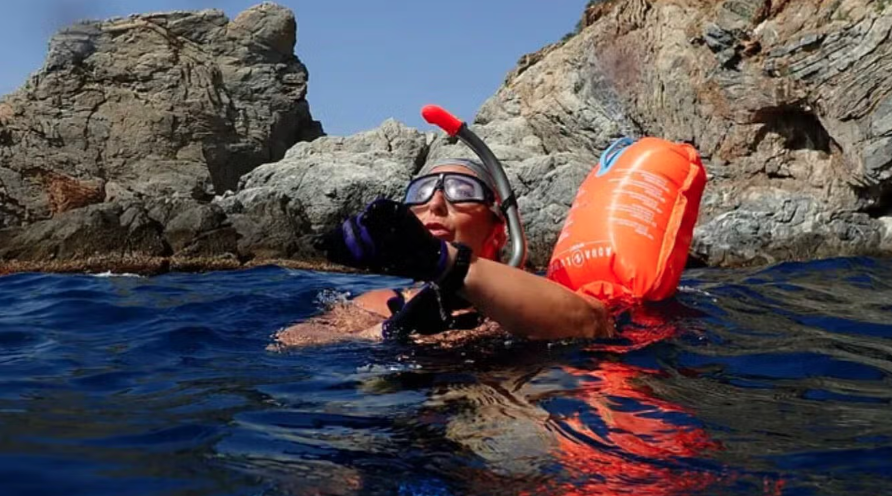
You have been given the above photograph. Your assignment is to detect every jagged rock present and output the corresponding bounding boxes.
[163,203,240,257]
[597,0,892,265]
[704,23,738,52]
[692,189,887,266]
[0,2,322,233]
[216,119,431,259]
[0,202,168,261]
[221,0,892,268]
[221,189,311,259]
[436,0,892,267]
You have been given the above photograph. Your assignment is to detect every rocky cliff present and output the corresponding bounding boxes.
[419,0,892,267]
[0,3,322,270]
[582,0,892,266]
[2,0,891,274]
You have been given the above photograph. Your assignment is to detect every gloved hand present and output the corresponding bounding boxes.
[381,284,476,342]
[315,198,449,281]
[381,285,448,342]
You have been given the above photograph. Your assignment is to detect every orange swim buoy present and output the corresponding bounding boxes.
[546,137,707,305]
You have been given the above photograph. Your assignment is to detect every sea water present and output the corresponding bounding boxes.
[1,258,890,496]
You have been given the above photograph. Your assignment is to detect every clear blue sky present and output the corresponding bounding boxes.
[0,1,588,136]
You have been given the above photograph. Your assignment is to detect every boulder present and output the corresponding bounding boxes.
[0,202,167,261]
[0,3,321,228]
[217,119,431,259]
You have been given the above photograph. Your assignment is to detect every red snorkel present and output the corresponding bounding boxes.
[421,105,528,268]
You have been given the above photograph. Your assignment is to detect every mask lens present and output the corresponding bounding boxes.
[404,175,440,205]
[443,175,486,202]
[404,173,493,206]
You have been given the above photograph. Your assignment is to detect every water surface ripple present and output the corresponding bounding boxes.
[1,258,890,495]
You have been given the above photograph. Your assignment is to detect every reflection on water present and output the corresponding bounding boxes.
[1,258,891,495]
[544,361,721,496]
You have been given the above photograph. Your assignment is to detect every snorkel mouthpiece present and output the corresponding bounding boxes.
[421,105,528,268]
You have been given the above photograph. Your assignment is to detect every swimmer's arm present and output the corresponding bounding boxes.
[271,295,389,348]
[455,248,614,340]
[352,289,399,317]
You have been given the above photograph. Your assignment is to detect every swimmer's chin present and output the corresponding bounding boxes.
[429,231,454,241]
[424,223,454,241]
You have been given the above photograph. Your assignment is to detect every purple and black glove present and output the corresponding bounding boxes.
[315,198,450,281]
[381,284,479,342]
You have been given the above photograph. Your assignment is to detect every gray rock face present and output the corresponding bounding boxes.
[568,0,892,265]
[0,2,321,232]
[4,0,892,271]
[424,0,892,267]
[0,202,168,261]
[217,119,431,259]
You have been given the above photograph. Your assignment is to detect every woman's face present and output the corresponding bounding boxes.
[408,165,505,259]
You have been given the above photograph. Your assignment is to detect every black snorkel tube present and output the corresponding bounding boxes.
[421,105,527,268]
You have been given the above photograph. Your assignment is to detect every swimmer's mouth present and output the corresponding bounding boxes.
[424,223,453,239]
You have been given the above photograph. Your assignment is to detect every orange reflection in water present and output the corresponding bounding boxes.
[529,306,723,496]
[541,361,722,496]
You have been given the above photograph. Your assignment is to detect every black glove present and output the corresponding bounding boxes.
[381,285,449,342]
[381,284,477,342]
[316,198,449,281]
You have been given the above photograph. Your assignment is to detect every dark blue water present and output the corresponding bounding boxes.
[1,258,891,496]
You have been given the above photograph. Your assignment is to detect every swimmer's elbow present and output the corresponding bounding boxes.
[518,305,613,341]
[585,307,615,339]
[574,297,615,339]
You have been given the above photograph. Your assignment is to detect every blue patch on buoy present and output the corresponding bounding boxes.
[596,137,635,177]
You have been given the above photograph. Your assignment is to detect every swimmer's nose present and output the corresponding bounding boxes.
[428,190,448,215]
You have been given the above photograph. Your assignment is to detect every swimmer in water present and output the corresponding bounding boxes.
[274,158,614,348]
